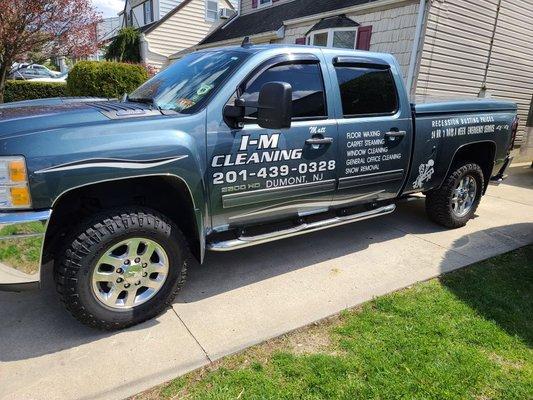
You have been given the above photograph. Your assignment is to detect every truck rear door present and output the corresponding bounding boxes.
[325,54,413,206]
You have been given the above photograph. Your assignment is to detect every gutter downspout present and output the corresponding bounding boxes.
[479,0,501,98]
[139,33,149,63]
[406,0,426,99]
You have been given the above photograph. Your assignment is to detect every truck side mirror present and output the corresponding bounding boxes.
[223,98,246,129]
[257,82,292,130]
[222,82,292,130]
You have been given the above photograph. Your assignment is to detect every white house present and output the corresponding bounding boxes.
[116,0,236,69]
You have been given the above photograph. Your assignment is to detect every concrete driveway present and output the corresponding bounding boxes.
[1,163,532,400]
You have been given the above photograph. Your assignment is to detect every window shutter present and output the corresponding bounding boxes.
[356,26,373,51]
[295,37,306,45]
[252,0,258,8]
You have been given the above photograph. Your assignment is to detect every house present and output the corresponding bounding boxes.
[117,0,236,69]
[88,17,123,62]
[190,0,423,79]
[98,17,122,43]
[187,0,533,148]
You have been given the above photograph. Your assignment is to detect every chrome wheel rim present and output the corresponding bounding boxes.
[451,175,477,217]
[91,238,169,309]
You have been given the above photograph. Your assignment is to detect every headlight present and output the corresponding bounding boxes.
[0,157,31,209]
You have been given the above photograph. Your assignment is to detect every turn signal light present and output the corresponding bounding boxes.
[10,187,31,207]
[0,157,32,209]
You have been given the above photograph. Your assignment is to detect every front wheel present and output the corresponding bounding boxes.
[425,163,484,228]
[55,208,189,330]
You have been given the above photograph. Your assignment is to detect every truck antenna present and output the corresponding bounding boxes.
[241,36,252,47]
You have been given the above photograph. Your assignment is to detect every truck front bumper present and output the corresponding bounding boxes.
[0,210,51,292]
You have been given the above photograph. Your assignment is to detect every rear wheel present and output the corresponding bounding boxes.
[425,163,484,228]
[55,207,189,330]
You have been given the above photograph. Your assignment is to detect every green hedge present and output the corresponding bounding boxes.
[4,80,68,103]
[67,61,149,98]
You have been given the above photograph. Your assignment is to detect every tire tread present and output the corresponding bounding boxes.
[55,208,189,330]
[425,163,484,229]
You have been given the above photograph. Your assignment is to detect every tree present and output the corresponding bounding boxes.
[104,27,141,63]
[0,0,101,103]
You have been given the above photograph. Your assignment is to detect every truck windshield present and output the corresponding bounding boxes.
[129,50,249,113]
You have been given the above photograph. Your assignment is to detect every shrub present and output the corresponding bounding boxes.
[4,80,68,103]
[67,61,149,98]
[105,27,141,63]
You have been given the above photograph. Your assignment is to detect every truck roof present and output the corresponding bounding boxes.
[198,43,394,62]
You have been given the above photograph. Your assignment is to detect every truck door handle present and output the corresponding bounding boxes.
[305,137,334,145]
[385,130,407,138]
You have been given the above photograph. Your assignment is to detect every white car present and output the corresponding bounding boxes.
[9,63,63,80]
[29,72,68,83]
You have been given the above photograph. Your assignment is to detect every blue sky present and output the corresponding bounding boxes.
[93,0,124,17]
[92,0,238,18]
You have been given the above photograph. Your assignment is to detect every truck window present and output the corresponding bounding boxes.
[241,61,327,121]
[129,50,250,113]
[334,65,398,117]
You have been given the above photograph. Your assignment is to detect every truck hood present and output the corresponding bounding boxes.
[0,98,163,138]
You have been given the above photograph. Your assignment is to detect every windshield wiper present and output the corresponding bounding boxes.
[127,96,180,115]
[128,96,163,111]
[128,96,155,105]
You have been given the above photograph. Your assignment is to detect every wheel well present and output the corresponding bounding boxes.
[43,176,200,264]
[449,142,495,192]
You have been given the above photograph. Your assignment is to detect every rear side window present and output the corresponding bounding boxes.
[241,62,327,120]
[334,65,398,117]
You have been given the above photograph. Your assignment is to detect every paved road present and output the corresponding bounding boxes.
[1,164,532,400]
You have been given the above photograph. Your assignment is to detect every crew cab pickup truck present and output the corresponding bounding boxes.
[0,44,518,330]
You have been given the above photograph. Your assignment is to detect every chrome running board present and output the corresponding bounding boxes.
[208,204,396,251]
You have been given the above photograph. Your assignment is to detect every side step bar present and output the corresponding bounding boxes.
[208,204,396,252]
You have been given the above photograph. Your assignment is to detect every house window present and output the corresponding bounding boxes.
[206,0,219,21]
[259,0,272,8]
[143,0,154,25]
[307,28,358,49]
[128,10,134,26]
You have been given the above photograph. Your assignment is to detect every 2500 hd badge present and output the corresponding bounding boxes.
[0,45,517,330]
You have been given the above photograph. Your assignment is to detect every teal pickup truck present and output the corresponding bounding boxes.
[0,44,518,329]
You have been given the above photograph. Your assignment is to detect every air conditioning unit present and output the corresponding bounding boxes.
[219,8,234,19]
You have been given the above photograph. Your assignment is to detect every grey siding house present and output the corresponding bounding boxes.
[181,0,533,148]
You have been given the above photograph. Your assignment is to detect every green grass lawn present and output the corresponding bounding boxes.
[135,245,533,400]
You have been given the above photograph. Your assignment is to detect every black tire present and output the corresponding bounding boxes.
[425,163,484,229]
[55,207,189,330]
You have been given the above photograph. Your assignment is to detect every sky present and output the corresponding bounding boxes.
[92,0,238,18]
[92,0,124,18]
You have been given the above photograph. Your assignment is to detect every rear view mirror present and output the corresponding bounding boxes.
[257,82,292,129]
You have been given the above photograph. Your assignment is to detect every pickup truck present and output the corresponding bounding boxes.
[0,44,518,330]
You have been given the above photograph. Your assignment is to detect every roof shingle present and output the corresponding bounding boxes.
[200,0,379,45]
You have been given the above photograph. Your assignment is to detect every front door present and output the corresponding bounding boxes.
[207,54,339,230]
[326,54,413,207]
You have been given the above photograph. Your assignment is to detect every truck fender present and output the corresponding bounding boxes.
[438,140,496,194]
[43,172,207,280]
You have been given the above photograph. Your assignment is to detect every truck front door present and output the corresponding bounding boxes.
[326,55,413,207]
[207,54,338,230]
